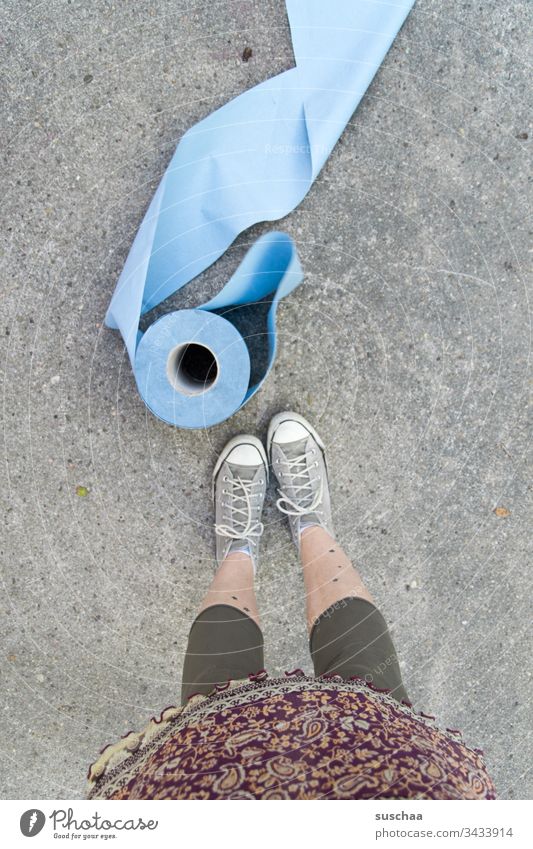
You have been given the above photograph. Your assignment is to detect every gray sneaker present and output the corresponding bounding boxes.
[213,435,268,573]
[267,412,334,551]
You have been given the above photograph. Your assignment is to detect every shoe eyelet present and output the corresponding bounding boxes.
[223,476,228,482]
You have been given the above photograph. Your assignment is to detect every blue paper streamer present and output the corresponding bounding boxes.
[106,0,415,428]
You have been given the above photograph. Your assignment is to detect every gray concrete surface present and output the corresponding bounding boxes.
[1,0,531,799]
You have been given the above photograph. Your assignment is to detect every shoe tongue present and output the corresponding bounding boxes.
[280,436,309,461]
[225,463,256,526]
[281,436,317,515]
[225,464,256,550]
[227,462,257,481]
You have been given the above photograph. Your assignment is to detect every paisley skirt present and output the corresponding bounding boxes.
[87,672,496,800]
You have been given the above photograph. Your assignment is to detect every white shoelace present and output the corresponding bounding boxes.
[276,450,323,517]
[215,476,264,541]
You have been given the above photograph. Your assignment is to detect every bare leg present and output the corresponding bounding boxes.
[268,412,408,701]
[181,434,266,704]
[197,551,260,627]
[182,551,262,703]
[301,525,374,633]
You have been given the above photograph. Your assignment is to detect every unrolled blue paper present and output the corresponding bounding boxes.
[106,0,415,428]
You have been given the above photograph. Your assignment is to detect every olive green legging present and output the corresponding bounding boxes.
[181,596,409,705]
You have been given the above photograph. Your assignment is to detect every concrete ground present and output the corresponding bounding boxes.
[1,0,531,799]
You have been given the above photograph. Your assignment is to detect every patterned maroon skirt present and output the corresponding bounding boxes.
[87,672,496,800]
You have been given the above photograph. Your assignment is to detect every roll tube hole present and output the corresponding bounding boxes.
[166,342,219,396]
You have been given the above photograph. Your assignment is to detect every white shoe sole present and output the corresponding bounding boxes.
[212,434,268,501]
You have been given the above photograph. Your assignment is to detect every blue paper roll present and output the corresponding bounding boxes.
[135,311,251,430]
[105,1,415,428]
[130,232,303,428]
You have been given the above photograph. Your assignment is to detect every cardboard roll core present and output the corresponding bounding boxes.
[167,342,219,395]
